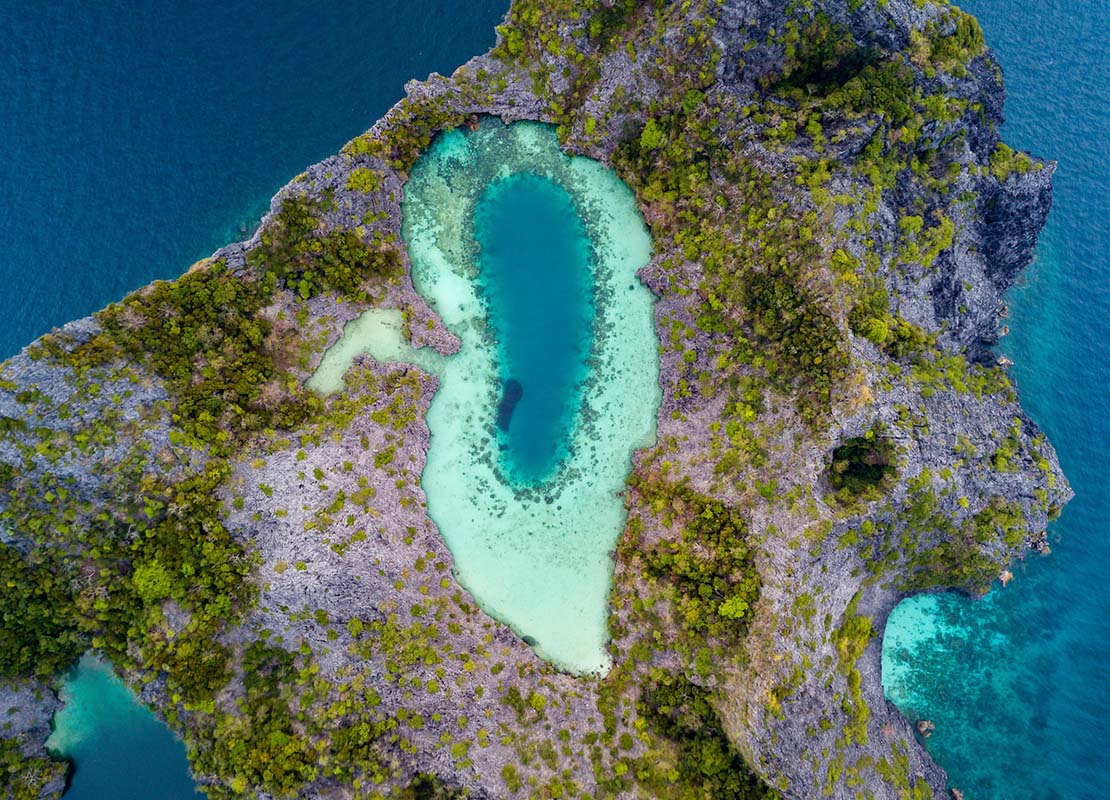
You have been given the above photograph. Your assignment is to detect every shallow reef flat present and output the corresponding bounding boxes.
[307,308,444,394]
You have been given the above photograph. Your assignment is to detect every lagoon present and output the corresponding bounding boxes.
[46,655,200,800]
[315,119,659,673]
[405,120,659,674]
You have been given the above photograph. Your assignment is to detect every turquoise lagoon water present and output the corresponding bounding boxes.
[1,1,508,795]
[314,119,658,673]
[475,172,595,484]
[307,309,444,394]
[45,655,202,799]
[881,1,1110,797]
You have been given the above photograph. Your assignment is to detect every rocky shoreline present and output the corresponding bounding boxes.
[0,681,67,799]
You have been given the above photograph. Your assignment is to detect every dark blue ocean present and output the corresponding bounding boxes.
[881,1,1110,798]
[0,0,505,359]
[2,0,1107,798]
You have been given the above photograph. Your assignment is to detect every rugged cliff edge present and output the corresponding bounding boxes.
[0,1,1069,799]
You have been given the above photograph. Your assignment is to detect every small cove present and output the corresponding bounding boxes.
[46,654,200,800]
[313,119,659,673]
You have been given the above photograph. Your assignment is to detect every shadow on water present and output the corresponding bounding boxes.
[496,379,524,432]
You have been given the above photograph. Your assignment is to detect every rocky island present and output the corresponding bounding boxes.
[0,1,1069,799]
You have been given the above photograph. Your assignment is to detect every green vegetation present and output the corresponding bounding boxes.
[848,283,931,358]
[901,495,1026,591]
[29,191,402,452]
[1,461,255,703]
[346,166,383,194]
[614,99,849,423]
[346,97,472,174]
[0,738,64,800]
[774,16,918,126]
[639,673,780,799]
[856,471,1027,592]
[248,193,402,300]
[192,641,318,795]
[833,597,874,748]
[632,479,761,640]
[827,426,898,503]
[397,774,470,799]
[0,1,1059,798]
[919,12,985,74]
[775,14,881,93]
[0,544,83,679]
[58,260,309,448]
[989,142,1035,181]
[493,0,655,70]
[501,763,523,792]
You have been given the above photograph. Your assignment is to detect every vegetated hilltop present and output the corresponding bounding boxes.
[0,0,1068,798]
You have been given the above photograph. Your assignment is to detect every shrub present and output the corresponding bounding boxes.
[248,194,402,300]
[346,167,383,194]
[634,480,761,640]
[0,739,66,800]
[989,142,1034,182]
[89,260,311,447]
[0,543,84,679]
[640,673,779,799]
[827,426,898,502]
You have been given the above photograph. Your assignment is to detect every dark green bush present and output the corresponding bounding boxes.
[0,543,84,679]
[827,427,898,501]
[634,481,761,639]
[0,738,66,800]
[248,194,401,300]
[926,13,985,69]
[639,673,779,799]
[41,259,315,449]
[193,640,318,794]
[398,774,470,799]
[613,100,848,424]
[849,284,931,359]
[775,14,879,93]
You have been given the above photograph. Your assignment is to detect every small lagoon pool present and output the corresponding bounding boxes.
[315,119,659,673]
[47,654,200,800]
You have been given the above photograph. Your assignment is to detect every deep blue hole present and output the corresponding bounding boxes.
[474,172,595,485]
